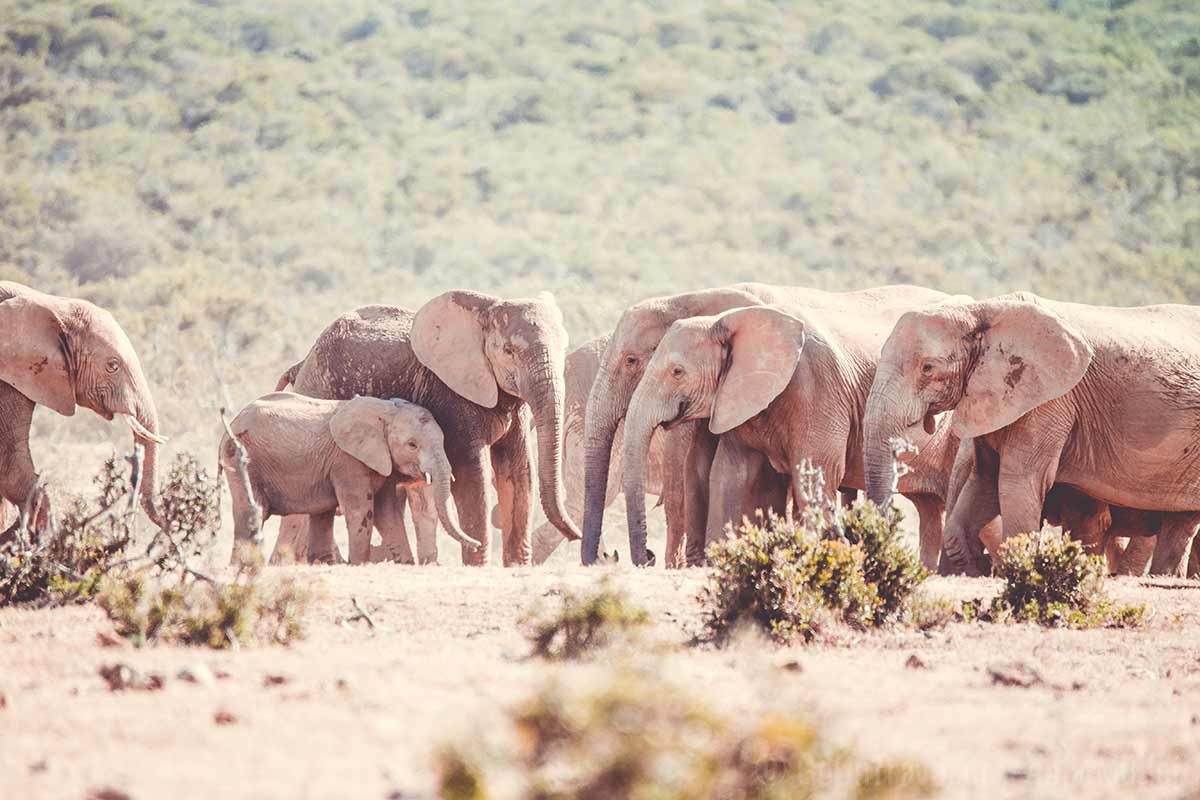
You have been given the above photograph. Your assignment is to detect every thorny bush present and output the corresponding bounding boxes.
[522,580,650,660]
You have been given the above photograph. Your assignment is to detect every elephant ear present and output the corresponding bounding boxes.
[709,306,806,435]
[330,396,393,476]
[0,295,76,416]
[411,290,499,409]
[951,298,1092,439]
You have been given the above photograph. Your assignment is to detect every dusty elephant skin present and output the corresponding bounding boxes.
[270,291,578,567]
[580,282,949,567]
[620,293,956,571]
[0,281,166,534]
[220,393,478,565]
[864,292,1200,577]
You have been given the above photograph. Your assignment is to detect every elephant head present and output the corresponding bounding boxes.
[0,282,167,527]
[863,293,1093,512]
[580,286,766,564]
[620,305,806,565]
[411,290,580,542]
[330,396,482,552]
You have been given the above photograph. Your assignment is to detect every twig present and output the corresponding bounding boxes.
[347,596,376,630]
[219,406,263,550]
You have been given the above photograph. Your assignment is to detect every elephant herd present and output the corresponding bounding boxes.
[2,279,1199,578]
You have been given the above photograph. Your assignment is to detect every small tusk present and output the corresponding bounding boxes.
[449,472,456,483]
[423,471,432,485]
[122,414,168,444]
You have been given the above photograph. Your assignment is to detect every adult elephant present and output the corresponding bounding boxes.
[864,292,1200,577]
[620,296,956,569]
[581,283,947,567]
[0,282,166,533]
[530,335,669,564]
[269,291,580,567]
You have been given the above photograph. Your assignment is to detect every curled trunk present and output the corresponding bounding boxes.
[427,453,480,551]
[620,403,657,567]
[127,396,165,529]
[528,355,582,543]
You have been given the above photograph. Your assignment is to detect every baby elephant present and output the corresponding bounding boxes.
[219,392,482,564]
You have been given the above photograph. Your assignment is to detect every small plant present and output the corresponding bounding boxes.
[435,667,938,800]
[522,580,650,660]
[147,452,220,567]
[97,569,311,649]
[701,462,928,645]
[991,526,1145,629]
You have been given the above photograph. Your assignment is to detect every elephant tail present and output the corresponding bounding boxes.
[275,359,304,392]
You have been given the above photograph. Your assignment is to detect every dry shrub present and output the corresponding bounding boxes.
[522,580,650,660]
[0,455,135,606]
[97,569,311,649]
[436,667,938,800]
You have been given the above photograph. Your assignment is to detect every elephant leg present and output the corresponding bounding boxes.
[1116,535,1156,577]
[450,445,491,566]
[0,384,45,536]
[1189,536,1200,579]
[839,488,858,509]
[271,515,309,565]
[682,423,719,568]
[306,511,337,564]
[408,485,440,565]
[226,474,266,565]
[333,476,375,565]
[491,423,533,567]
[373,487,414,564]
[659,429,688,569]
[1148,512,1200,577]
[705,437,779,550]
[942,443,1000,576]
[904,493,945,571]
[751,463,789,523]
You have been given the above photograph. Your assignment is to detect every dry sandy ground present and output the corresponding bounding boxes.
[2,565,1200,800]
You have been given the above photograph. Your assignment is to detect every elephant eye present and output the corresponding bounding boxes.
[921,361,936,376]
[503,344,515,357]
[105,358,120,374]
[624,355,638,367]
[671,365,685,378]
[407,440,419,450]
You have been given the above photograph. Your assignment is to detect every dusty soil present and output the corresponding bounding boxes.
[2,564,1200,800]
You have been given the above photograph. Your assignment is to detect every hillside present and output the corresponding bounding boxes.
[1,0,1198,446]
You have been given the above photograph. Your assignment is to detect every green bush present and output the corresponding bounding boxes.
[992,526,1145,628]
[701,500,927,645]
[436,667,939,800]
[522,580,650,660]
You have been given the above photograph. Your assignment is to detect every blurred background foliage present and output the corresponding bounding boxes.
[1,0,1197,451]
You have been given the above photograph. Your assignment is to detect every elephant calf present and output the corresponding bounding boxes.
[219,393,481,564]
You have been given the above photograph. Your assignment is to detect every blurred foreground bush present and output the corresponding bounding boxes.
[437,667,938,800]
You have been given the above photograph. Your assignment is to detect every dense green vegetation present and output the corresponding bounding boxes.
[1,0,1197,442]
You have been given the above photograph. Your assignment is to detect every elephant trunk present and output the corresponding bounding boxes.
[620,393,658,567]
[527,351,582,543]
[863,377,908,509]
[426,452,481,552]
[581,367,621,564]
[125,391,165,530]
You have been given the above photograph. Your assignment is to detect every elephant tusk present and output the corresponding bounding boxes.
[122,414,168,445]
[423,471,432,486]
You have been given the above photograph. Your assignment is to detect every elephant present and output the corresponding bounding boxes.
[581,282,948,567]
[0,281,166,535]
[268,291,580,567]
[219,393,479,564]
[530,335,668,564]
[621,300,960,570]
[863,292,1200,577]
[946,439,1162,576]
